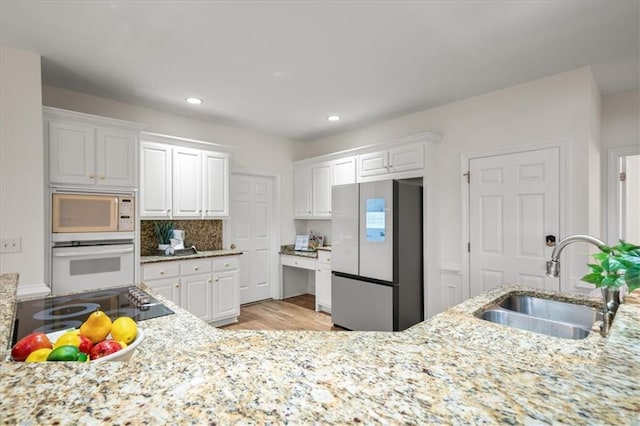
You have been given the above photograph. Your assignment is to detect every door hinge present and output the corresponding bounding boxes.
[463,171,470,184]
[467,242,470,253]
[619,172,626,182]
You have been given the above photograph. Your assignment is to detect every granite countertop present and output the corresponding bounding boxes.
[140,249,243,264]
[279,244,331,258]
[1,272,638,424]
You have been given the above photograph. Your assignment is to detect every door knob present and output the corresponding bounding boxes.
[546,235,556,247]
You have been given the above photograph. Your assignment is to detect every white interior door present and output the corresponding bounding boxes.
[230,174,274,304]
[469,147,560,296]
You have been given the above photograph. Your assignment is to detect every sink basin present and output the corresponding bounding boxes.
[499,295,602,330]
[480,309,591,340]
[477,294,604,340]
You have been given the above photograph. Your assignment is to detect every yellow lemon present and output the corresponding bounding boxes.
[54,332,81,348]
[79,310,112,344]
[111,317,137,345]
[25,348,52,363]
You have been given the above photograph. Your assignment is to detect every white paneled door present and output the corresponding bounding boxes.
[230,174,274,304]
[469,147,560,296]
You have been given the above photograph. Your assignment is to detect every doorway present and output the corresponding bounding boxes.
[465,145,562,297]
[227,172,279,304]
[608,146,640,244]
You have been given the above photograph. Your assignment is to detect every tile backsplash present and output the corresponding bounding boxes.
[140,220,223,255]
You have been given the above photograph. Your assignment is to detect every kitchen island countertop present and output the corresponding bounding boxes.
[1,272,638,424]
[140,249,243,264]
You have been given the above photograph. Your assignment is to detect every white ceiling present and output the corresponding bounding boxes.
[1,1,638,141]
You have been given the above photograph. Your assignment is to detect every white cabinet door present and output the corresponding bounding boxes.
[358,150,389,177]
[294,165,312,218]
[140,142,172,218]
[173,147,202,217]
[388,143,424,173]
[48,120,96,185]
[145,277,181,306]
[96,129,136,188]
[213,270,239,320]
[181,273,213,322]
[333,156,357,186]
[315,250,332,313]
[203,152,229,217]
[312,162,332,217]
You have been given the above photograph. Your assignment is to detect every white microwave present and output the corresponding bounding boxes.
[52,193,135,234]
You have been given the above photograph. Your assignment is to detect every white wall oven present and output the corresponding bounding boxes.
[51,190,136,295]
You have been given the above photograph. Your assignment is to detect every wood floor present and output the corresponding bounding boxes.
[220,294,345,331]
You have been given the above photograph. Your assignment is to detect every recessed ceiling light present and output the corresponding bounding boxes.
[327,115,341,122]
[186,97,203,105]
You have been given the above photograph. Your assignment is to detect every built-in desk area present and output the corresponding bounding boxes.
[279,246,331,313]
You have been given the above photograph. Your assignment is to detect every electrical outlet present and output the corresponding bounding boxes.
[1,237,21,253]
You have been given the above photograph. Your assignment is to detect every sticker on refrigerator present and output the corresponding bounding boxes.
[365,198,385,242]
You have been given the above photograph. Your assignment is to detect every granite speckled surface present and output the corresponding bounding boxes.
[279,244,320,258]
[140,219,223,256]
[140,249,244,264]
[1,272,639,424]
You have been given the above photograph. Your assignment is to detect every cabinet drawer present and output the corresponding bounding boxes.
[317,250,331,266]
[142,262,180,281]
[181,258,213,275]
[280,254,316,271]
[213,256,239,272]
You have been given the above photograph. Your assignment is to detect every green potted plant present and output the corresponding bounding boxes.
[154,221,175,251]
[581,240,640,311]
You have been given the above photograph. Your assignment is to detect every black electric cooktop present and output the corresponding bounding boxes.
[12,286,174,346]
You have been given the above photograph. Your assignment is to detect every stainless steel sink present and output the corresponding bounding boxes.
[499,295,602,330]
[477,295,603,340]
[480,309,591,340]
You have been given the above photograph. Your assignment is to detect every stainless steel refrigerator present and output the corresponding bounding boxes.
[331,179,423,331]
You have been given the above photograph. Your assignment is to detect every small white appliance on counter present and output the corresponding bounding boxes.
[331,180,423,331]
[50,190,136,295]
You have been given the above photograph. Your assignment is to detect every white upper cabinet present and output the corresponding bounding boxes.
[45,107,142,190]
[48,120,96,186]
[294,157,357,219]
[358,143,424,180]
[311,162,332,217]
[173,147,203,218]
[388,143,424,173]
[358,150,389,178]
[140,142,172,218]
[203,152,230,217]
[139,136,230,219]
[294,165,313,218]
[332,156,357,186]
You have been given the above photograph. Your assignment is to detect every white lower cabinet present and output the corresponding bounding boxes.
[142,255,240,326]
[212,257,240,325]
[315,250,332,313]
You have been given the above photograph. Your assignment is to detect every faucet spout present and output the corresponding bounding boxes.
[545,234,607,278]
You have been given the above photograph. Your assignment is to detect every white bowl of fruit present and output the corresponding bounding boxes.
[11,311,144,363]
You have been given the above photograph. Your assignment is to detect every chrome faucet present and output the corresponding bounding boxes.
[545,234,613,335]
[545,234,607,278]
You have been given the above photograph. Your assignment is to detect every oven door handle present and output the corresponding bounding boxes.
[52,247,134,257]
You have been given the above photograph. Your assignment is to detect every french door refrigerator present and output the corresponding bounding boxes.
[331,179,423,331]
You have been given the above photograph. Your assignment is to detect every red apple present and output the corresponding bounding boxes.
[90,340,122,360]
[12,332,53,362]
[78,335,94,355]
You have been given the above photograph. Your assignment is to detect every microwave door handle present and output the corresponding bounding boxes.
[52,247,134,257]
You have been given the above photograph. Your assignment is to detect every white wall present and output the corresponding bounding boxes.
[296,67,603,311]
[0,46,46,288]
[41,85,298,245]
[600,89,640,243]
